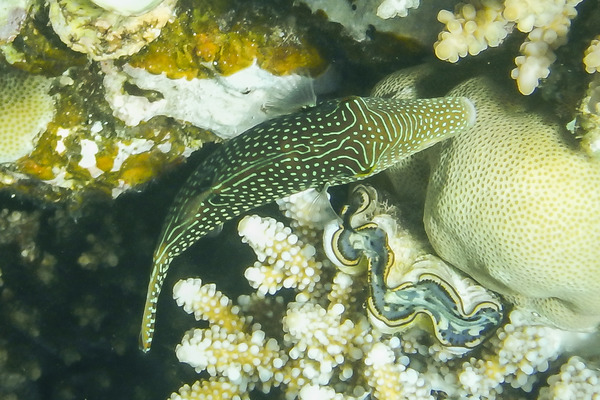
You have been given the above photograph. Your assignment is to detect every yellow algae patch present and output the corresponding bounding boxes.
[259,45,324,76]
[129,0,325,79]
[0,66,55,164]
[119,152,163,186]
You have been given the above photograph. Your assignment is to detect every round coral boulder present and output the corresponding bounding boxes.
[424,76,600,331]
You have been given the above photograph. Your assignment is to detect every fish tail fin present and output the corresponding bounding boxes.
[139,163,221,353]
[139,250,171,353]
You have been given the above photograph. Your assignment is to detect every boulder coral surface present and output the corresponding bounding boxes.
[0,64,55,163]
[378,66,600,332]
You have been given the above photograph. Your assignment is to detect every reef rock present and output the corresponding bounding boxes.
[48,0,178,60]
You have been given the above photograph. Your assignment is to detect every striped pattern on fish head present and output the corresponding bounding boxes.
[327,96,477,180]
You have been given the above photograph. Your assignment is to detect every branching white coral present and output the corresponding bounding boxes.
[170,264,376,398]
[507,0,581,95]
[170,185,600,400]
[173,278,286,394]
[538,356,600,399]
[584,36,600,74]
[238,215,324,298]
[171,377,248,400]
[376,0,421,19]
[282,301,371,384]
[434,0,511,63]
[173,278,247,333]
[276,188,339,240]
[176,325,283,390]
[364,342,434,400]
[456,310,567,396]
[434,0,584,95]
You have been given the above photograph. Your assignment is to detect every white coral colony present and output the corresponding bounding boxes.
[170,180,600,399]
[88,0,165,15]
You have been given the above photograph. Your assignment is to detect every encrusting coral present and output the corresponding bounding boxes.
[104,0,327,138]
[0,62,217,201]
[169,185,600,399]
[102,62,318,139]
[296,0,441,43]
[89,0,165,16]
[0,0,31,45]
[433,77,600,332]
[375,65,600,332]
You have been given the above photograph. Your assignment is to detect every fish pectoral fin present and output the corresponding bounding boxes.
[205,223,224,238]
[354,165,377,179]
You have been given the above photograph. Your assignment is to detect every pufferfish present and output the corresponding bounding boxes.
[140,95,476,352]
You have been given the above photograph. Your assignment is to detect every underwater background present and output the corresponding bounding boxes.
[1,0,599,399]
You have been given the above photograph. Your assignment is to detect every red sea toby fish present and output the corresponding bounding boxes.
[139,95,476,352]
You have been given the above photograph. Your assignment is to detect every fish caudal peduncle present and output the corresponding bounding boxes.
[139,95,476,352]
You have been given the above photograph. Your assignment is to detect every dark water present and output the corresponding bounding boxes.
[0,0,597,399]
